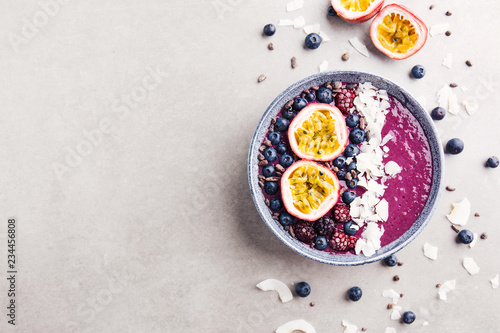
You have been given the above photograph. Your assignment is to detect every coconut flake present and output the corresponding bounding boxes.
[430,23,450,36]
[491,275,499,289]
[349,37,369,57]
[463,258,480,275]
[376,199,389,222]
[286,0,304,12]
[438,280,456,300]
[423,243,438,260]
[341,320,358,333]
[382,289,401,304]
[319,31,330,42]
[385,161,402,176]
[446,198,470,226]
[256,279,293,303]
[275,319,316,333]
[442,53,453,69]
[303,23,320,34]
[423,321,430,326]
[278,19,295,26]
[463,99,479,115]
[391,306,402,320]
[468,233,478,248]
[385,327,397,333]
[319,60,328,72]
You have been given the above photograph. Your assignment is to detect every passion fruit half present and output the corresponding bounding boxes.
[370,4,428,60]
[288,103,348,162]
[331,0,384,23]
[281,161,340,221]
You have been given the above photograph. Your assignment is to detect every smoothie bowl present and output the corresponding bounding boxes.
[248,71,444,266]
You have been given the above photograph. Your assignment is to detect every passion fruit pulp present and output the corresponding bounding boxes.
[370,4,428,60]
[281,161,340,221]
[288,103,348,162]
[331,0,384,23]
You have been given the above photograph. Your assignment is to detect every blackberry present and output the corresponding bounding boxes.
[333,204,351,223]
[335,88,355,114]
[293,221,316,243]
[313,216,335,236]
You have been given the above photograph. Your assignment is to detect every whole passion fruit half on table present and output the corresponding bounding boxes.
[370,4,428,60]
[331,0,385,23]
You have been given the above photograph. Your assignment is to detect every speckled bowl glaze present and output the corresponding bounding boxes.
[248,71,444,266]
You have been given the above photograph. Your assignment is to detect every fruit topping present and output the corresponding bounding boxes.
[333,155,347,169]
[445,138,464,155]
[341,190,357,205]
[402,311,416,324]
[457,229,474,244]
[263,24,276,36]
[268,131,282,145]
[256,279,293,303]
[313,216,335,236]
[328,5,338,17]
[295,281,311,297]
[349,127,366,144]
[305,92,316,102]
[333,203,352,223]
[314,236,328,250]
[305,33,322,49]
[370,4,428,60]
[316,87,333,104]
[431,106,446,120]
[330,229,357,251]
[269,197,283,211]
[383,254,398,266]
[262,165,276,177]
[345,113,360,127]
[335,88,355,114]
[263,147,278,162]
[331,0,384,23]
[293,221,317,243]
[288,103,348,161]
[347,286,362,301]
[293,97,308,111]
[279,211,295,226]
[281,161,341,221]
[344,143,360,157]
[279,153,295,168]
[264,181,279,195]
[282,108,296,120]
[411,65,426,79]
[486,156,499,168]
[276,143,288,155]
[343,221,359,236]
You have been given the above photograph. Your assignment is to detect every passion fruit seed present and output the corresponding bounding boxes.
[339,0,375,12]
[294,110,341,159]
[288,165,336,214]
[377,13,419,54]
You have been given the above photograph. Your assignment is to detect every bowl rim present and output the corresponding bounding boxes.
[248,71,444,266]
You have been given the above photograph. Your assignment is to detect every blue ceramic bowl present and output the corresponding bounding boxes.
[248,71,444,266]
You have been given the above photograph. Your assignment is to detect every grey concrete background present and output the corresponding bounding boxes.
[0,0,499,332]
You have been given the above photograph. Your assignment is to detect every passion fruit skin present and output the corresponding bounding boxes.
[370,4,428,60]
[331,0,384,23]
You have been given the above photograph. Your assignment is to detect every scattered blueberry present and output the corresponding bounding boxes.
[445,138,464,155]
[342,191,357,204]
[282,108,296,120]
[383,254,398,267]
[347,286,362,301]
[457,229,474,244]
[264,181,279,195]
[336,170,347,180]
[344,221,358,236]
[328,5,337,16]
[295,282,311,297]
[314,236,328,250]
[263,24,276,37]
[402,311,416,324]
[305,33,322,49]
[262,165,276,177]
[276,143,287,155]
[346,178,358,189]
[316,87,333,103]
[263,147,278,162]
[431,106,446,120]
[279,211,294,226]
[344,144,360,157]
[305,93,316,102]
[274,117,290,132]
[280,154,294,168]
[486,156,499,168]
[346,161,357,172]
[345,114,360,127]
[268,132,281,145]
[269,197,283,211]
[411,65,426,79]
[333,155,346,169]
[349,128,366,144]
[292,97,308,111]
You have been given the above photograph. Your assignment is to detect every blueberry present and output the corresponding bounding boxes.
[316,87,333,103]
[346,178,358,189]
[402,311,416,324]
[336,170,347,180]
[411,65,426,79]
[282,108,296,120]
[344,144,360,157]
[344,221,358,236]
[383,254,398,267]
[346,161,357,172]
[314,236,328,250]
[264,181,279,195]
[345,114,360,127]
[457,229,474,244]
[305,93,316,102]
[280,154,294,168]
[267,132,281,145]
[269,197,283,211]
[279,211,294,226]
[295,282,311,297]
[263,147,278,162]
[431,106,446,120]
[347,286,362,301]
[328,5,337,16]
[486,156,499,168]
[349,128,366,144]
[276,143,287,155]
[274,117,290,132]
[292,97,308,111]
[342,191,357,204]
[445,138,464,155]
[333,155,346,169]
[263,24,276,36]
[262,165,276,177]
[305,33,322,49]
